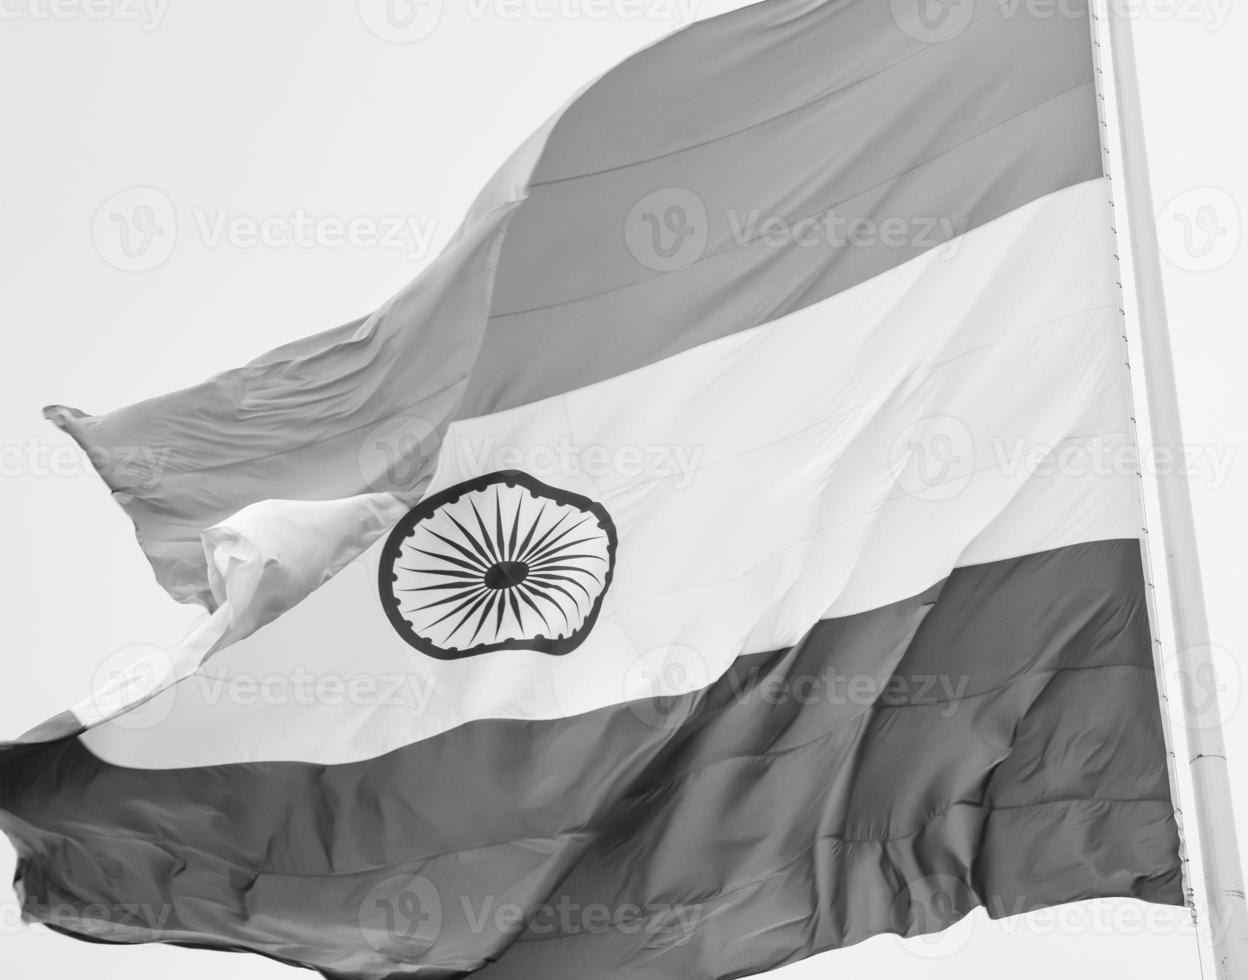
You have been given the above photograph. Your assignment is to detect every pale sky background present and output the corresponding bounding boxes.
[0,1,1243,978]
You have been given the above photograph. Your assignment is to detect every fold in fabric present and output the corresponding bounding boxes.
[45,0,1102,622]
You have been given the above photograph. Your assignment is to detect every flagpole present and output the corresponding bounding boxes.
[1102,7,1248,978]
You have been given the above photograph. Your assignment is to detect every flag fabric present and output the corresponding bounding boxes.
[1,1,1183,978]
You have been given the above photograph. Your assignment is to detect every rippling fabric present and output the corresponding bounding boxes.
[47,0,1101,611]
[5,2,1182,978]
[0,542,1181,978]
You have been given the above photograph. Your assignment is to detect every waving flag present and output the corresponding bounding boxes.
[1,1,1182,978]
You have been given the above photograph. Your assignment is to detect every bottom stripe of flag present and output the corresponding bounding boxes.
[0,539,1182,978]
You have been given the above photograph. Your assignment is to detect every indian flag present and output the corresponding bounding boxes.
[0,1,1182,977]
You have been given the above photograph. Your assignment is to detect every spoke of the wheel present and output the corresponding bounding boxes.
[523,519,594,566]
[423,528,489,571]
[526,577,583,613]
[397,580,489,593]
[399,566,479,580]
[519,583,570,630]
[468,498,502,564]
[530,572,594,604]
[444,511,496,567]
[410,585,490,614]
[515,510,574,565]
[494,490,509,562]
[444,591,494,643]
[465,593,498,645]
[528,564,602,580]
[419,587,490,631]
[506,491,523,561]
[410,548,490,575]
[513,505,543,563]
[528,552,607,570]
[514,585,553,635]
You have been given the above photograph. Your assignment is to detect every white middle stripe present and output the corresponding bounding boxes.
[83,178,1139,769]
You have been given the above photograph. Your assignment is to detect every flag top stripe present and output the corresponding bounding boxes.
[47,0,1101,609]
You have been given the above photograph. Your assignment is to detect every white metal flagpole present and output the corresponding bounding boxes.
[1102,6,1248,979]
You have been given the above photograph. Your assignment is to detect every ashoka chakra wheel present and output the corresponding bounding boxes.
[378,471,618,660]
